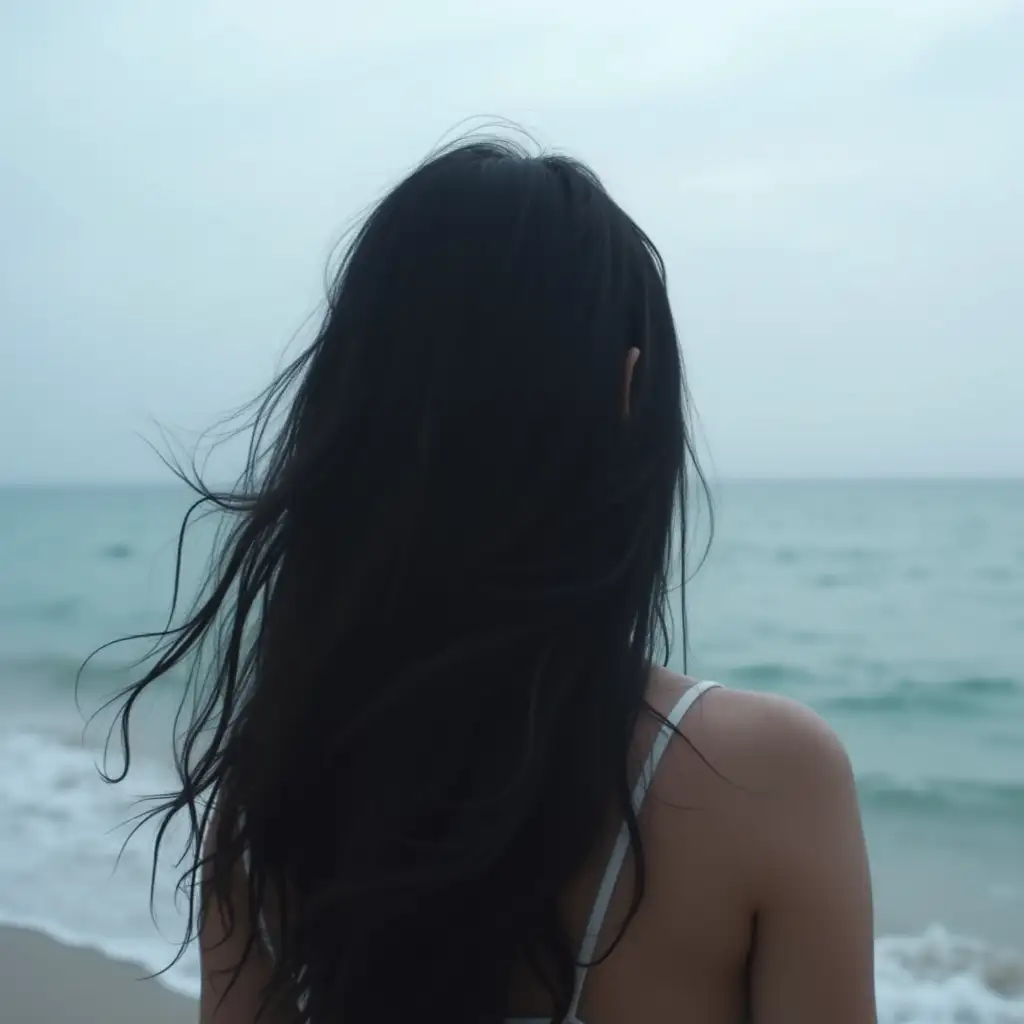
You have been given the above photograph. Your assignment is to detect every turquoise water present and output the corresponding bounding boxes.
[681,481,1024,958]
[0,481,1021,1019]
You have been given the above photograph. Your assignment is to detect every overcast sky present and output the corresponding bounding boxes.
[2,1,1021,482]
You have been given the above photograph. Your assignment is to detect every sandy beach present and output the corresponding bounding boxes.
[0,925,196,1024]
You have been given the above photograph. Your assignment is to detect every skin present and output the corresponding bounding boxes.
[624,346,640,418]
[511,669,879,1024]
[200,351,876,1023]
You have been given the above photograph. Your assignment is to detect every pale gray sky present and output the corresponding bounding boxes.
[2,0,1022,482]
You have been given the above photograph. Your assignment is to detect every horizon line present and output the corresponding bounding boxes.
[1,474,1021,489]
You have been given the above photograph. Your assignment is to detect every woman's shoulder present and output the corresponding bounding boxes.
[647,671,875,1021]
[650,667,855,801]
[646,668,862,892]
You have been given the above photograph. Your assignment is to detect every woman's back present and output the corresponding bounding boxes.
[200,669,874,1023]
[98,134,875,1023]
[197,671,872,1024]
[504,670,874,1024]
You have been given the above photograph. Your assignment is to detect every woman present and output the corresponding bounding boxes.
[105,138,875,1023]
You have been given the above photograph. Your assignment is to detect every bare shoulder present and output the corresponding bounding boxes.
[651,670,855,802]
[652,674,876,1020]
[647,670,865,890]
[704,687,854,792]
[646,672,876,1024]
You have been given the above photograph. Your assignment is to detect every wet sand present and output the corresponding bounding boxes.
[0,925,195,1023]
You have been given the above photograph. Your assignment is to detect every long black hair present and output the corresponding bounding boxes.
[99,135,707,1023]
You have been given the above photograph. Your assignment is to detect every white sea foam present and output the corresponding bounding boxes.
[0,727,200,997]
[2,727,1022,1019]
[877,929,1024,1023]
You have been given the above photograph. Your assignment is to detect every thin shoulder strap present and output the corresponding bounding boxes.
[567,681,721,1019]
[239,817,311,1011]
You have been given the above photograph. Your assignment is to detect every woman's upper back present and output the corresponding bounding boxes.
[201,670,876,1024]
[502,670,875,1024]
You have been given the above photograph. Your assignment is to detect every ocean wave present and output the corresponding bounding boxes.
[99,543,135,560]
[0,729,200,996]
[0,598,81,623]
[726,662,816,687]
[0,652,190,690]
[0,654,99,687]
[877,927,1024,1022]
[772,544,885,567]
[858,775,1024,821]
[825,677,1021,716]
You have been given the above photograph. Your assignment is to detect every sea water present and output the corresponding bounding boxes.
[0,481,1021,1021]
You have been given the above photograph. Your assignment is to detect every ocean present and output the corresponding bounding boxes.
[0,481,1021,1022]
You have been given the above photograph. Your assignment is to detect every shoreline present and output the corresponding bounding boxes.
[0,924,196,1024]
[2,918,1022,1023]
